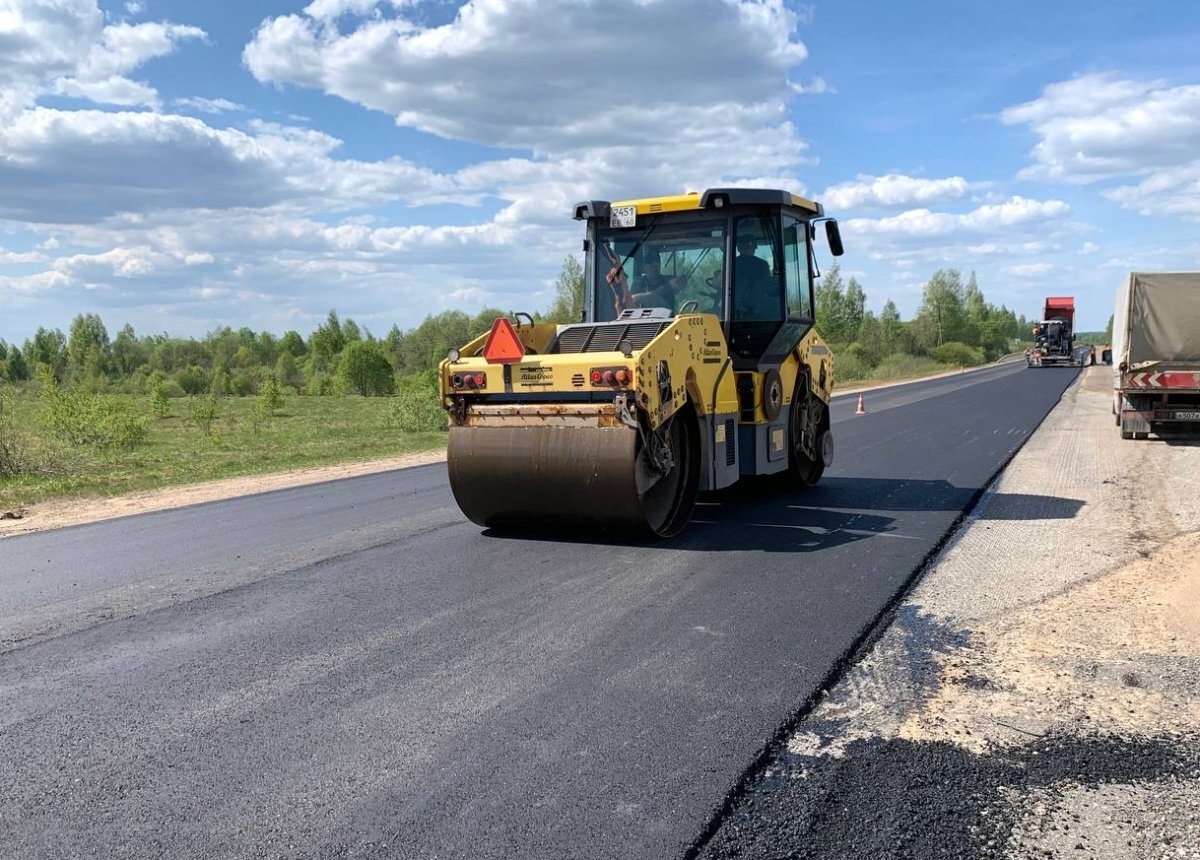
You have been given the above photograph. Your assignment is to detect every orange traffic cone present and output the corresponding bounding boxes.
[856,393,867,415]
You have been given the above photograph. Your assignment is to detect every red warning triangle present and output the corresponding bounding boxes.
[482,317,525,364]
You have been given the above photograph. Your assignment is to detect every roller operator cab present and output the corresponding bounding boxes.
[439,188,845,537]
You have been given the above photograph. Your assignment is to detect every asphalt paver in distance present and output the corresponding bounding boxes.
[0,363,1080,860]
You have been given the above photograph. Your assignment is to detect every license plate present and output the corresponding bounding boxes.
[610,205,636,228]
[1174,411,1200,420]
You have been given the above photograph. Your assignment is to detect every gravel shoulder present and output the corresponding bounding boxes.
[699,365,1200,859]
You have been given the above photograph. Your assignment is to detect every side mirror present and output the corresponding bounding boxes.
[825,220,844,257]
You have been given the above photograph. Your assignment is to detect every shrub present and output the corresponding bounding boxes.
[210,366,232,397]
[149,380,170,418]
[386,373,445,432]
[175,365,209,396]
[872,353,946,380]
[0,386,72,478]
[41,384,148,452]
[833,352,871,384]
[338,341,396,396]
[258,374,284,417]
[144,369,167,393]
[231,368,260,397]
[187,396,219,437]
[842,341,880,369]
[928,341,985,367]
[0,385,30,478]
[307,372,335,396]
[275,352,303,393]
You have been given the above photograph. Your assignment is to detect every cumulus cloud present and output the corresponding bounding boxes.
[1105,164,1200,220]
[175,96,249,114]
[0,108,465,223]
[1003,262,1057,278]
[0,1,204,113]
[1002,73,1200,220]
[790,76,832,95]
[244,0,809,154]
[846,196,1069,239]
[0,269,69,294]
[0,247,47,264]
[823,174,976,212]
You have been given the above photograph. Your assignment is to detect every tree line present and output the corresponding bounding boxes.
[0,255,1025,396]
[813,265,1032,378]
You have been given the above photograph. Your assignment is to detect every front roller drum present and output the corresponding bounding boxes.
[447,418,699,537]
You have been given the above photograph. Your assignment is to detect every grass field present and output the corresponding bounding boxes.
[0,349,1018,512]
[0,391,445,510]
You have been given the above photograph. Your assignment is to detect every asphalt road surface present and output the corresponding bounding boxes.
[0,362,1080,860]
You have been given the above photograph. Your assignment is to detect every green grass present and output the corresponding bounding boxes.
[832,352,957,387]
[0,392,445,509]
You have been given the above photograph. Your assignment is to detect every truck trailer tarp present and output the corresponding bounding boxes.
[1113,272,1200,374]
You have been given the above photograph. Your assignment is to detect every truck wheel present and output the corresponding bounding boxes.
[1120,428,1134,440]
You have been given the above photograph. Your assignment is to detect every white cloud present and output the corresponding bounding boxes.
[1104,164,1200,220]
[175,96,248,114]
[244,0,809,154]
[0,269,69,294]
[0,2,205,114]
[824,174,975,212]
[54,245,168,278]
[790,76,832,95]
[967,240,1059,256]
[0,107,465,223]
[1002,73,1200,220]
[302,0,394,20]
[1003,262,1057,278]
[846,196,1069,239]
[1080,241,1101,255]
[0,247,46,264]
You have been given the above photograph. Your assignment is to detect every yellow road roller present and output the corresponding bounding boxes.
[439,188,844,536]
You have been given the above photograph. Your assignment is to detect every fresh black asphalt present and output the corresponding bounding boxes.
[0,362,1080,860]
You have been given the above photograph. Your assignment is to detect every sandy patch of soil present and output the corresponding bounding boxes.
[898,530,1200,752]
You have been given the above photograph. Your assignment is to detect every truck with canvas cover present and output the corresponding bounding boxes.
[1027,296,1078,367]
[438,188,845,536]
[1113,272,1200,440]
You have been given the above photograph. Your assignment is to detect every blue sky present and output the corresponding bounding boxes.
[2,0,1199,342]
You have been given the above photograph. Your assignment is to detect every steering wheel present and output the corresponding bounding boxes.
[678,300,700,314]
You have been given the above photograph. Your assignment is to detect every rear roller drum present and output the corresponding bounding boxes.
[447,410,701,538]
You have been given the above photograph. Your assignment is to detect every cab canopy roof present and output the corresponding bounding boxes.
[573,188,823,221]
